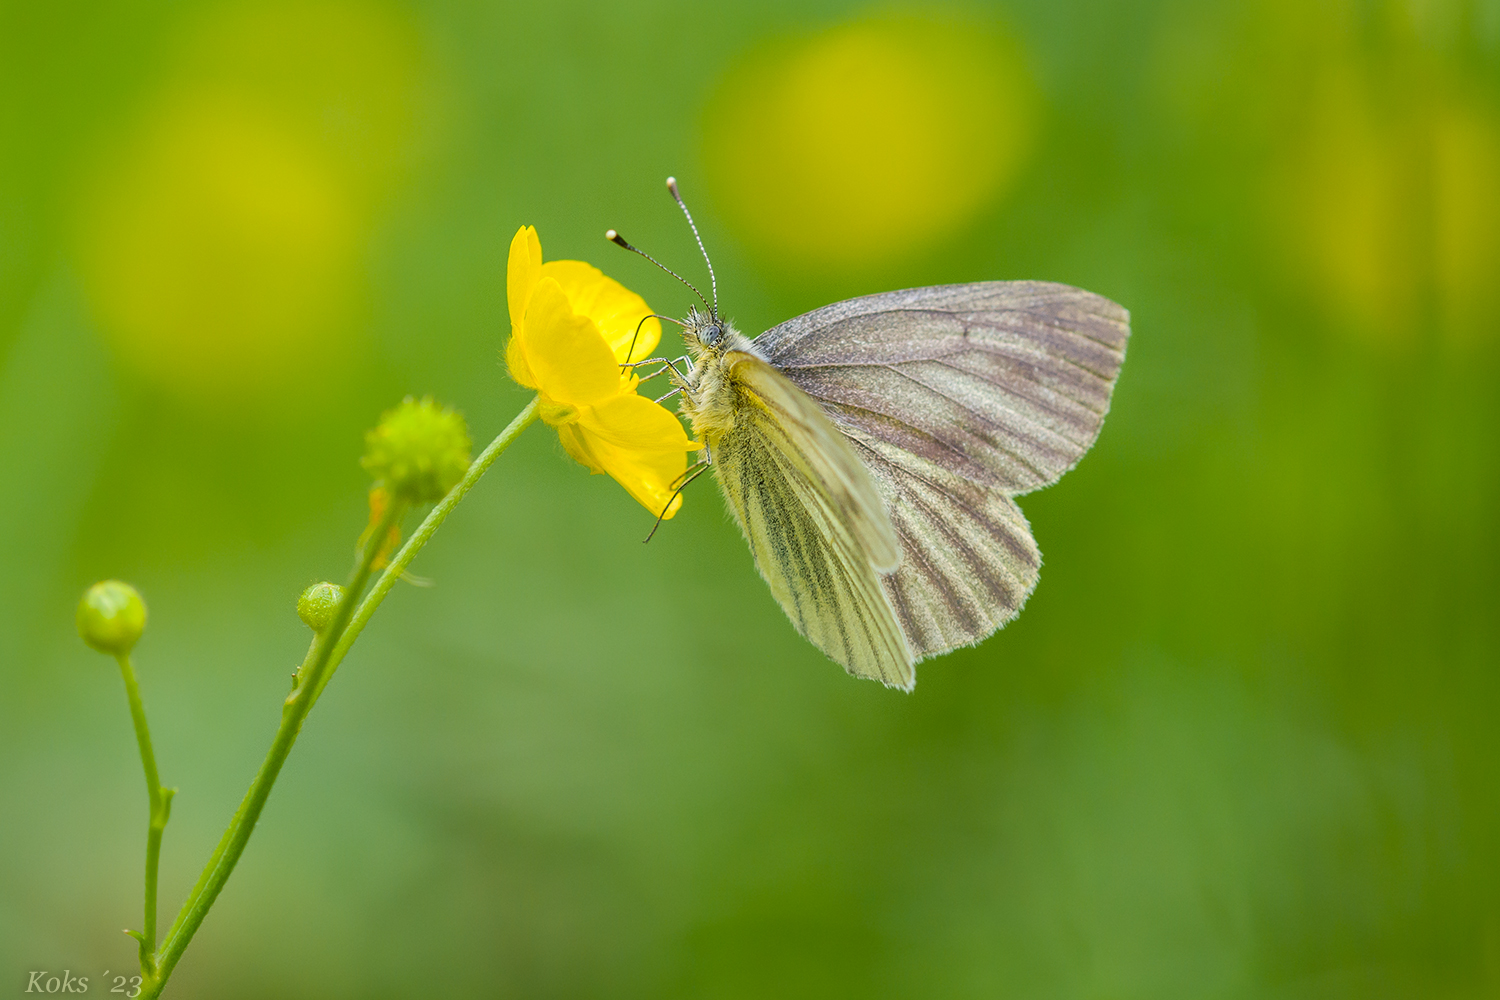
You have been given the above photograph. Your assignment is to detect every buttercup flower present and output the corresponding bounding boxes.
[505,225,698,517]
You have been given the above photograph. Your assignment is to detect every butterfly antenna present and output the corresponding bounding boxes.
[606,230,713,314]
[666,177,718,315]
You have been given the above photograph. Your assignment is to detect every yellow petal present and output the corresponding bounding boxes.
[622,442,689,517]
[506,334,536,389]
[582,392,699,451]
[576,394,699,517]
[504,226,543,387]
[556,421,604,474]
[586,434,690,518]
[541,259,662,363]
[559,403,688,517]
[506,225,542,335]
[522,277,622,406]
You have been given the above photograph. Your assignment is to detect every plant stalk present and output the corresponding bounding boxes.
[142,395,539,997]
[116,652,172,978]
[311,396,540,707]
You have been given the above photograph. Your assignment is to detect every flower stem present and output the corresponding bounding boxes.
[144,497,402,996]
[142,395,539,998]
[115,652,172,978]
[311,395,540,707]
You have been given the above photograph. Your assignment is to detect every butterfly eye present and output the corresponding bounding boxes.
[701,323,724,347]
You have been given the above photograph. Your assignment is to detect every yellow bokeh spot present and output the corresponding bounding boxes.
[1272,68,1417,339]
[81,93,357,401]
[1269,57,1500,348]
[1432,102,1500,345]
[74,2,424,407]
[178,1,424,199]
[703,12,1036,271]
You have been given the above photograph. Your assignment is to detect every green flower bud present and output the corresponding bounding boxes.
[77,581,147,655]
[361,396,472,503]
[297,582,345,633]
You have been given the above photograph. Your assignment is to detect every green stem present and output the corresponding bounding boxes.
[311,396,540,707]
[156,639,322,952]
[144,498,401,996]
[116,652,172,977]
[144,395,539,998]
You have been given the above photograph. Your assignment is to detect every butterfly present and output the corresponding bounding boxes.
[611,179,1129,691]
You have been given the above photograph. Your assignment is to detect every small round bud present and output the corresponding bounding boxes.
[361,396,472,503]
[297,582,345,633]
[77,581,147,655]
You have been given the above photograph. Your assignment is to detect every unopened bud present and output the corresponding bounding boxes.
[361,396,472,503]
[297,582,345,633]
[77,581,147,655]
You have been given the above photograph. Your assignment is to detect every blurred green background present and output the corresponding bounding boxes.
[3,0,1499,996]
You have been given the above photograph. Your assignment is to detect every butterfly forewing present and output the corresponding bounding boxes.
[753,281,1129,661]
[756,281,1129,495]
[713,352,914,689]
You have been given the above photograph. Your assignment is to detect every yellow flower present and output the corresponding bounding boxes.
[504,225,698,518]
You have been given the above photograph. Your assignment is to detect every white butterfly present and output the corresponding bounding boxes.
[616,181,1129,690]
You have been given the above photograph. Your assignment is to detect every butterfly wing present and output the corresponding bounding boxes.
[755,281,1129,659]
[711,350,915,689]
[843,431,1043,659]
[756,281,1129,493]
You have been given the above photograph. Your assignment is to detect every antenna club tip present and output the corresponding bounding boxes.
[665,176,678,189]
[605,229,618,241]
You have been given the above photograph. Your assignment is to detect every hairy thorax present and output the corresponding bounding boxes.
[676,314,762,446]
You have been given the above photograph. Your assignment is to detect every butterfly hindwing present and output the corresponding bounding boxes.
[711,351,914,689]
[846,428,1042,659]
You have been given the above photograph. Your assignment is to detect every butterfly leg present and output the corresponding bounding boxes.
[621,357,679,377]
[620,355,690,385]
[643,446,712,544]
[641,356,693,400]
[669,448,712,489]
[622,313,689,367]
